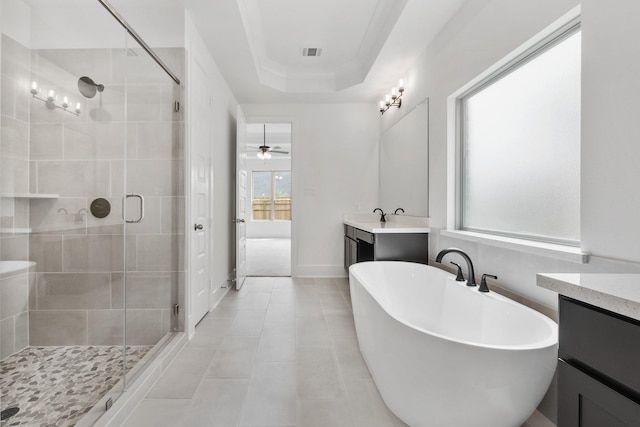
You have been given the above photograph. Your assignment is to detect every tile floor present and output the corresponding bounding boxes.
[0,345,151,427]
[122,276,553,427]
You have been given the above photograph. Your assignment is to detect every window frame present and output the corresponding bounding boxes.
[455,19,582,247]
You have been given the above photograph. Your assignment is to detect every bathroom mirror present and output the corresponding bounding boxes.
[379,99,428,216]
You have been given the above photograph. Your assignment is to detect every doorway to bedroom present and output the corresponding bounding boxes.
[245,123,292,276]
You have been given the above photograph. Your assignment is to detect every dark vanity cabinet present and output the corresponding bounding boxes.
[343,224,428,271]
[558,296,640,426]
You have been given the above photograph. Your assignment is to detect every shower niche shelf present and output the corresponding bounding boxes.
[0,193,60,199]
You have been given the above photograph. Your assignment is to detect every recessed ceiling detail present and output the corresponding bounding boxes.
[237,0,407,93]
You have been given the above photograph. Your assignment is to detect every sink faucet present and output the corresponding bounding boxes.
[373,208,386,223]
[435,248,476,287]
[393,208,404,215]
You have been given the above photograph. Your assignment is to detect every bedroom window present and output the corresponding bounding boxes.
[252,171,291,221]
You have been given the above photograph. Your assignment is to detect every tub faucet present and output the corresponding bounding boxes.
[393,208,404,215]
[435,248,476,287]
[373,208,386,223]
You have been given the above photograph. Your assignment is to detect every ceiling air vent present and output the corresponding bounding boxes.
[302,48,322,57]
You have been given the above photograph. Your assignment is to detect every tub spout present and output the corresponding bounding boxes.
[435,248,476,287]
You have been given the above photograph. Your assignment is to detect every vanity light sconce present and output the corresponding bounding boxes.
[30,82,81,116]
[379,79,405,115]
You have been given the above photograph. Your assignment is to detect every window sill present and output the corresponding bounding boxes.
[439,229,589,264]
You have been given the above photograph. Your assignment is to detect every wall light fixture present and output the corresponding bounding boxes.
[30,81,81,116]
[379,79,405,115]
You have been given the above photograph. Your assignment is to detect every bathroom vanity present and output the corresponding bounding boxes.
[537,274,640,426]
[343,215,429,270]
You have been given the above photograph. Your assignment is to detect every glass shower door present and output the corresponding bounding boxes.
[120,32,184,384]
[0,1,131,424]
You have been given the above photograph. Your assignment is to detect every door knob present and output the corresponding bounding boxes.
[194,223,204,231]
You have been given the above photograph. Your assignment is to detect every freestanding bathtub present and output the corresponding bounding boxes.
[349,261,558,427]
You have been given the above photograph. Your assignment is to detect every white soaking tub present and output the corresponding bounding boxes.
[349,261,558,427]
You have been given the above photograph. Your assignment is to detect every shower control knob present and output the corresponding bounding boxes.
[194,223,204,231]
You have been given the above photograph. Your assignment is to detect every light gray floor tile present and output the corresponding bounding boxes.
[264,304,295,329]
[247,277,276,294]
[314,278,341,294]
[123,399,190,427]
[297,398,355,427]
[255,325,296,362]
[206,335,259,379]
[206,304,239,319]
[274,276,294,289]
[271,288,295,305]
[187,316,234,347]
[241,362,296,426]
[147,347,217,399]
[227,310,267,336]
[296,347,345,399]
[185,379,249,427]
[318,292,351,310]
[344,378,400,427]
[324,309,356,337]
[236,293,271,312]
[295,298,324,316]
[295,313,332,348]
[331,335,371,379]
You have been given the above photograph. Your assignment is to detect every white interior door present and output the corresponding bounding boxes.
[235,106,248,289]
[190,58,212,325]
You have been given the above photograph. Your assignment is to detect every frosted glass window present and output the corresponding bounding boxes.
[460,28,581,245]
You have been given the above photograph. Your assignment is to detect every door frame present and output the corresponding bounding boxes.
[244,115,297,277]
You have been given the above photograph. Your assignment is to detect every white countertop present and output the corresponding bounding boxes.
[537,273,640,322]
[343,213,430,234]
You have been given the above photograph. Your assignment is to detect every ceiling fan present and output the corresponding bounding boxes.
[249,124,289,159]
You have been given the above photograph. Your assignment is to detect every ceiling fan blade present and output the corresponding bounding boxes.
[271,150,289,154]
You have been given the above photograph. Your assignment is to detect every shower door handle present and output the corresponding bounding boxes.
[123,194,145,223]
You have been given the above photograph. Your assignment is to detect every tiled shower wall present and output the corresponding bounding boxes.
[1,33,186,353]
[0,35,31,359]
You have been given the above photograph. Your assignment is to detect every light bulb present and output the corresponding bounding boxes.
[75,102,81,114]
[31,82,38,94]
[391,87,397,100]
[257,152,264,159]
[47,90,55,101]
[385,94,391,106]
[62,97,69,108]
[398,79,405,92]
[264,152,272,160]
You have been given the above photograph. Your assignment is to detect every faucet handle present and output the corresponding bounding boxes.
[479,274,497,293]
[450,262,465,282]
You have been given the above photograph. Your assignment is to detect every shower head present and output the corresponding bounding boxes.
[78,76,104,98]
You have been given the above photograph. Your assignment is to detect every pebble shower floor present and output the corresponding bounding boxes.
[0,345,151,426]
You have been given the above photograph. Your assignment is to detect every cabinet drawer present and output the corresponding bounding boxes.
[354,228,374,244]
[558,360,640,427]
[559,296,640,397]
[344,225,356,239]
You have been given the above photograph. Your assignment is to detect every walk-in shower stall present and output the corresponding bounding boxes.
[0,0,185,425]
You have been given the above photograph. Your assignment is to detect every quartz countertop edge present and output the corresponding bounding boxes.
[537,273,640,322]
[343,214,430,234]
